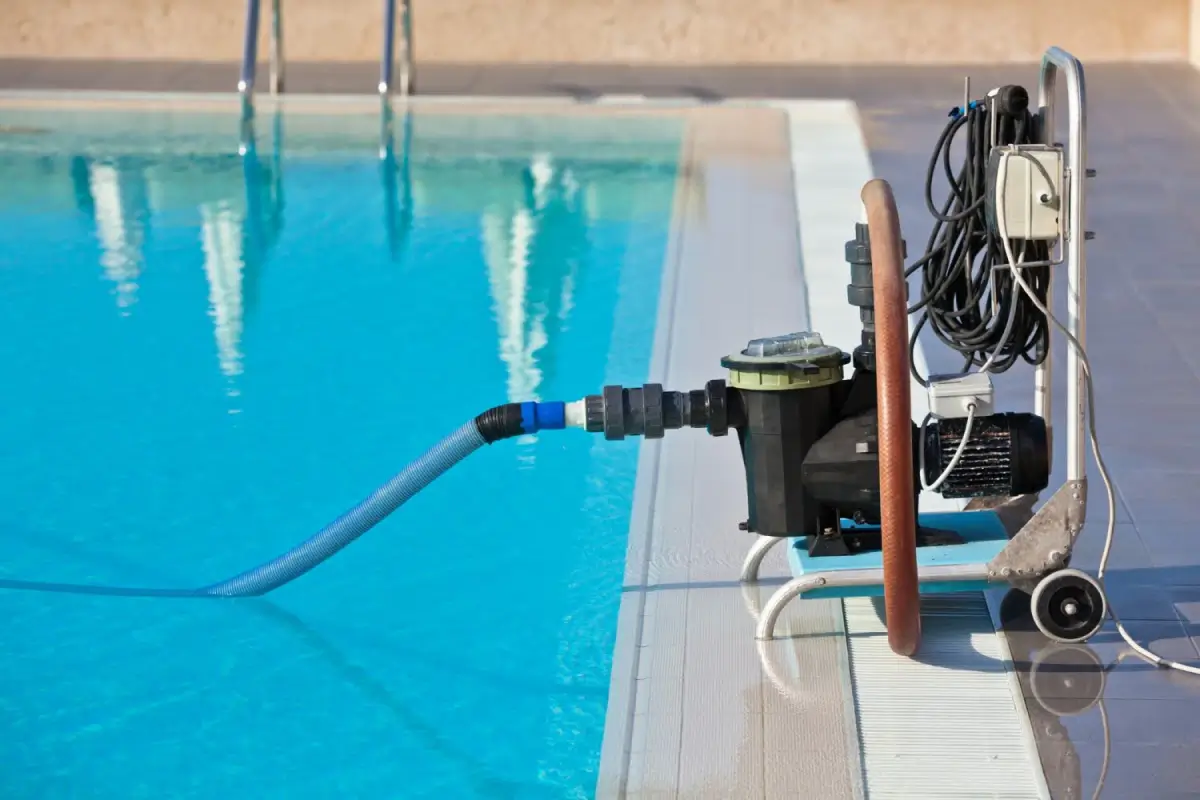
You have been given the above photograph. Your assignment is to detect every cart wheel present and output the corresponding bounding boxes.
[862,178,921,657]
[1029,643,1106,716]
[1030,568,1107,644]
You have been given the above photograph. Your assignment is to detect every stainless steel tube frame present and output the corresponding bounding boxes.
[239,0,285,102]
[755,564,993,640]
[741,535,786,583]
[238,0,262,97]
[1035,46,1089,483]
[269,0,285,94]
[380,0,414,97]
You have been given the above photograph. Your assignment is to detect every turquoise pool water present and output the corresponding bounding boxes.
[0,106,681,798]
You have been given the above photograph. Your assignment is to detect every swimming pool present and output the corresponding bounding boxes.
[0,101,682,798]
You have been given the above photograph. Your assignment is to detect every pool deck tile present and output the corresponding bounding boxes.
[600,108,862,800]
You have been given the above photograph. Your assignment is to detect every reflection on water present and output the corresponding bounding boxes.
[17,109,670,418]
[197,115,286,406]
[481,152,591,408]
[199,203,246,395]
[75,158,150,315]
[65,114,288,409]
[380,106,414,263]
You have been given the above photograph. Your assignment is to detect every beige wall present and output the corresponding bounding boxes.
[1192,0,1200,64]
[1,0,1192,65]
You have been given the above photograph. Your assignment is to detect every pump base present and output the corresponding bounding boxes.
[748,494,1107,643]
[788,510,1007,599]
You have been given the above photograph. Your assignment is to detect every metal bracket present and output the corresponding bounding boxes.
[987,479,1087,587]
[755,563,991,640]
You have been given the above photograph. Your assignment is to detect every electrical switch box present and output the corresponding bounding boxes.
[986,145,1064,241]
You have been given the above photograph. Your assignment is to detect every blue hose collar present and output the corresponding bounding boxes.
[521,401,565,434]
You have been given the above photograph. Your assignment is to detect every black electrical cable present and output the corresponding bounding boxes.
[906,87,1052,385]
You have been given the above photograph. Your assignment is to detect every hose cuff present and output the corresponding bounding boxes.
[475,401,567,443]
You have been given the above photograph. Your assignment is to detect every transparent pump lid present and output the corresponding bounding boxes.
[720,330,849,376]
[741,331,843,361]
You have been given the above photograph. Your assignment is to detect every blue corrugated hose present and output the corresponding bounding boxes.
[0,401,566,599]
[204,421,486,597]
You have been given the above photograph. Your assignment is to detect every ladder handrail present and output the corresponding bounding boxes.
[269,0,285,94]
[238,0,261,97]
[380,0,414,98]
[241,0,406,101]
[238,0,285,104]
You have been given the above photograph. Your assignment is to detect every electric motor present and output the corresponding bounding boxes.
[921,411,1050,499]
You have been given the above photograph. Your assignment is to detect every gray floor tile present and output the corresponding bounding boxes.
[1058,740,1200,800]
[1137,524,1200,568]
[1064,697,1200,743]
[1006,617,1200,702]
[1114,469,1200,525]
[1069,522,1149,571]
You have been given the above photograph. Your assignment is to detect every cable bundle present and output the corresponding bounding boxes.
[907,86,1052,384]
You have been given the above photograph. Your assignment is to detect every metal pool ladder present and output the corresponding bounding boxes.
[237,0,413,110]
[238,0,284,103]
[379,0,414,97]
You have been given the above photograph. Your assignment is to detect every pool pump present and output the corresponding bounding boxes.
[578,223,1051,558]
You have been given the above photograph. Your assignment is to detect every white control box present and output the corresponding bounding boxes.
[927,372,995,419]
[988,145,1064,241]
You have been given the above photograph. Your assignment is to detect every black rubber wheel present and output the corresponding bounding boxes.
[1029,643,1106,716]
[1030,568,1107,644]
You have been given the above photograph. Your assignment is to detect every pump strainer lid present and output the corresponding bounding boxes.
[722,331,847,369]
[721,331,849,390]
[745,331,842,360]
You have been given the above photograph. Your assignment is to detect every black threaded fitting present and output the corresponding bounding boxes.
[643,384,664,439]
[602,385,625,440]
[685,390,707,426]
[845,222,875,311]
[474,404,525,443]
[846,222,907,372]
[584,383,728,441]
[584,395,605,433]
[705,379,729,436]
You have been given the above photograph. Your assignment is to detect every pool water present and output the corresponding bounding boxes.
[0,105,681,798]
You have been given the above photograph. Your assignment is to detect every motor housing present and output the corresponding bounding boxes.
[922,411,1050,499]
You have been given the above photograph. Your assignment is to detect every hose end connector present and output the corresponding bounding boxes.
[475,401,566,443]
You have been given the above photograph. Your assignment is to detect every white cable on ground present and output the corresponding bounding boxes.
[997,153,1200,674]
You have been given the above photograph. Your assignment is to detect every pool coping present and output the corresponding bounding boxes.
[592,112,690,800]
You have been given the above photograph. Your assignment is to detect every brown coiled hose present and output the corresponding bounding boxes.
[861,178,922,657]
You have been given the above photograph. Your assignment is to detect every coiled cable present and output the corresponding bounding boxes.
[907,89,1053,385]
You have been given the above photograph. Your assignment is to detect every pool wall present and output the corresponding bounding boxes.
[2,0,1191,66]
